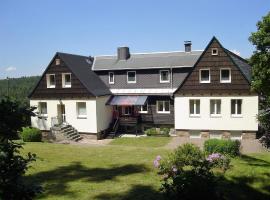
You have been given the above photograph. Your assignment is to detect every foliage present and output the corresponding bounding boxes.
[259,133,270,150]
[154,144,230,200]
[249,12,270,147]
[0,97,41,199]
[145,127,170,137]
[145,128,158,136]
[0,76,40,108]
[204,139,240,157]
[160,127,170,136]
[21,127,42,142]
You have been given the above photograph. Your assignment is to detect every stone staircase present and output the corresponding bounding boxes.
[51,124,83,142]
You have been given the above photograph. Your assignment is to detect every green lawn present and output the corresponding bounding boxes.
[109,136,171,147]
[22,142,270,200]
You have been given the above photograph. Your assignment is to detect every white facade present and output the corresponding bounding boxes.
[174,95,258,131]
[30,96,112,133]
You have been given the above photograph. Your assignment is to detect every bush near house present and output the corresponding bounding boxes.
[145,127,170,137]
[204,139,240,157]
[20,127,42,142]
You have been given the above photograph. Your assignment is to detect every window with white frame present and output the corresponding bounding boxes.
[38,102,47,116]
[220,68,231,83]
[127,71,136,83]
[109,72,114,84]
[139,103,148,113]
[231,99,242,116]
[200,69,210,83]
[46,74,56,88]
[62,73,71,88]
[211,48,218,55]
[210,99,221,116]
[156,101,170,114]
[160,70,170,83]
[122,106,132,115]
[55,58,61,65]
[77,102,87,118]
[189,99,200,116]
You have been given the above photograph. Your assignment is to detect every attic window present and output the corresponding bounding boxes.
[211,48,218,55]
[200,69,210,83]
[62,73,71,88]
[46,74,56,88]
[56,59,61,65]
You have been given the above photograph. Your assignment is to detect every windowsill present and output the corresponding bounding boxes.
[138,111,148,114]
[63,85,71,88]
[231,114,243,118]
[109,82,114,85]
[47,85,56,88]
[39,114,48,119]
[160,81,170,83]
[220,80,231,83]
[189,114,201,118]
[127,81,136,84]
[200,81,210,84]
[210,114,222,118]
[157,111,170,114]
[77,116,87,119]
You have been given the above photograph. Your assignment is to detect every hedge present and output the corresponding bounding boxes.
[204,139,240,157]
[20,127,42,142]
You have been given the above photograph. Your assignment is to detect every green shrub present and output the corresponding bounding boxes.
[145,127,170,137]
[204,139,240,157]
[160,127,170,136]
[145,128,158,136]
[20,127,42,142]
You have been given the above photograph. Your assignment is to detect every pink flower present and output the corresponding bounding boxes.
[172,166,177,173]
[153,160,160,168]
[156,155,162,161]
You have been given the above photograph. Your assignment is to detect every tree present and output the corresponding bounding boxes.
[249,12,270,148]
[0,97,41,199]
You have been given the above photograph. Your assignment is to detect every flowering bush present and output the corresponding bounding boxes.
[154,144,230,200]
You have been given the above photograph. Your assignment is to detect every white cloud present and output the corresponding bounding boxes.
[231,49,241,56]
[5,66,16,72]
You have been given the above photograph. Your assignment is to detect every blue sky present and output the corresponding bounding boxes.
[0,0,269,79]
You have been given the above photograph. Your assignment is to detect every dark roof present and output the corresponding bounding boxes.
[92,51,203,71]
[224,49,252,83]
[29,52,111,98]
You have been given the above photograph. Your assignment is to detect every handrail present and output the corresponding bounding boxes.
[112,118,119,132]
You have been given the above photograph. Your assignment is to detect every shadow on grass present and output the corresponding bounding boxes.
[26,162,149,198]
[239,154,270,167]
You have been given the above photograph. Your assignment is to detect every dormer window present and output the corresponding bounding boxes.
[109,72,114,84]
[220,68,231,83]
[211,48,218,55]
[62,73,71,88]
[56,59,61,65]
[127,71,136,83]
[200,69,210,83]
[46,74,56,88]
[160,70,170,83]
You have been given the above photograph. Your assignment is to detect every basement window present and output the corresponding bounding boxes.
[46,74,56,88]
[212,48,218,55]
[77,102,87,118]
[62,73,71,88]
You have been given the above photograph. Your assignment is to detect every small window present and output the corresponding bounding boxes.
[200,69,210,83]
[56,58,61,65]
[109,72,114,84]
[220,68,231,83]
[62,73,71,88]
[38,102,47,116]
[160,70,170,83]
[122,106,132,115]
[189,99,200,116]
[127,71,136,83]
[212,48,218,55]
[156,101,170,114]
[139,103,148,114]
[46,74,56,88]
[210,99,221,117]
[77,102,87,118]
[231,99,242,117]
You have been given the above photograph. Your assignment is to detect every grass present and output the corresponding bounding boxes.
[109,136,171,147]
[21,141,270,200]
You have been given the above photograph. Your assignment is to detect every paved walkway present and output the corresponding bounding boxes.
[166,136,267,154]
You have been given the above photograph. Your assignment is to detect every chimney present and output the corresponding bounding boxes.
[117,47,130,60]
[184,41,192,52]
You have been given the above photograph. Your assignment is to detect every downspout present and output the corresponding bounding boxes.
[170,66,174,100]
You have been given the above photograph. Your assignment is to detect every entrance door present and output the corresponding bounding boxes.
[57,104,66,124]
[122,106,132,116]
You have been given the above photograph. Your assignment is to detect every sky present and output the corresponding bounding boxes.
[0,0,269,79]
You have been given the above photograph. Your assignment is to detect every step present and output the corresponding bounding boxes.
[66,132,78,138]
[63,129,76,135]
[70,134,81,141]
[74,136,83,142]
[61,125,72,131]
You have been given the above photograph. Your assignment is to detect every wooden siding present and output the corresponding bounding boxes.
[31,55,93,99]
[176,39,252,95]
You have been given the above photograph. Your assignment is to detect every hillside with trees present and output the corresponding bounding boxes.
[0,76,40,107]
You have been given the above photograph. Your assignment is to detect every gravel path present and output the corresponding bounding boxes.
[166,137,267,154]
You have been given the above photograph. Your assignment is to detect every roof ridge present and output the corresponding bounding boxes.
[57,52,90,58]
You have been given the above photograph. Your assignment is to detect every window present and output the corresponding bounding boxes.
[77,102,87,118]
[46,74,56,88]
[210,99,221,116]
[127,71,136,83]
[212,48,218,55]
[220,68,231,83]
[122,106,132,115]
[231,99,242,117]
[156,101,170,114]
[160,70,170,83]
[56,58,61,65]
[139,103,148,113]
[189,99,200,116]
[200,69,210,83]
[62,73,71,88]
[38,102,47,116]
[109,72,114,84]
